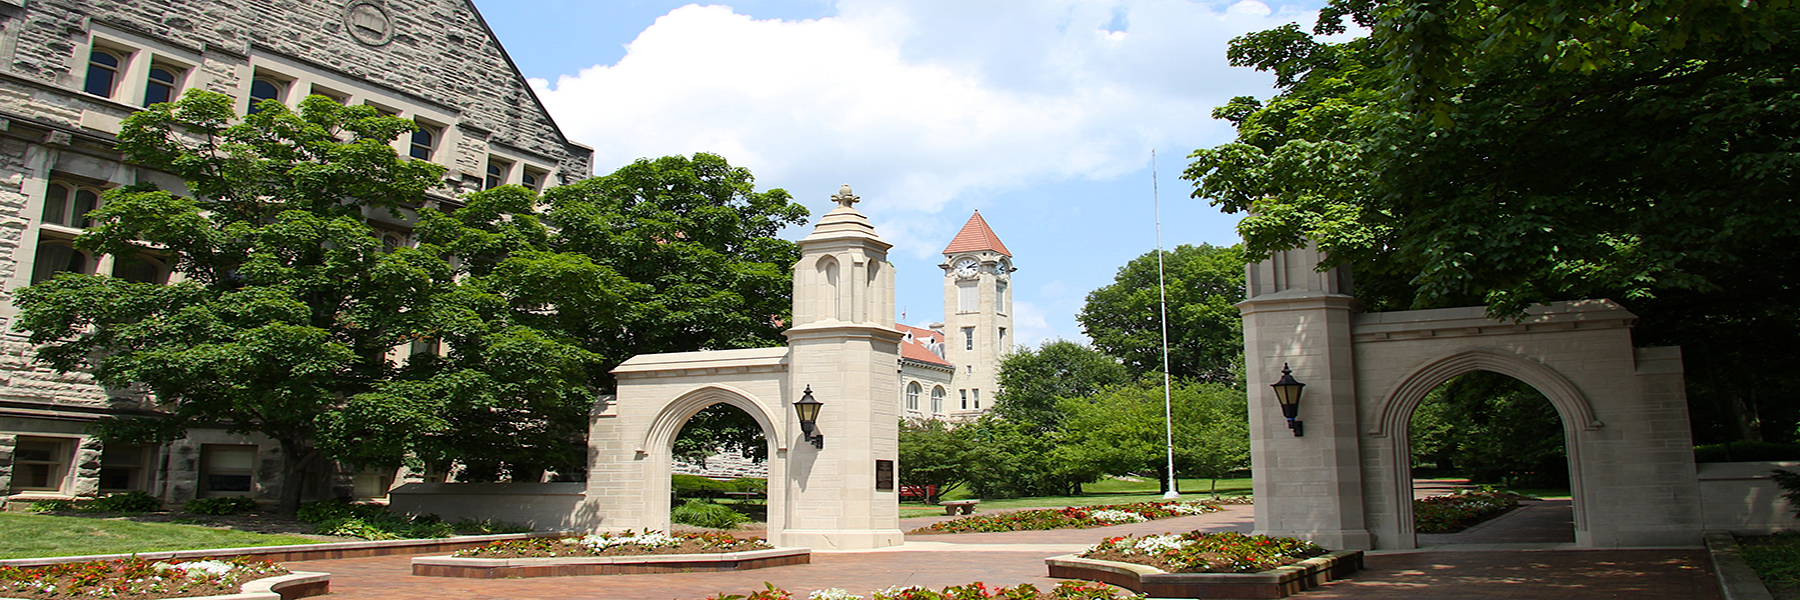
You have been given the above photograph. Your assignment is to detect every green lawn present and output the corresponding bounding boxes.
[0,513,322,559]
[898,477,1253,518]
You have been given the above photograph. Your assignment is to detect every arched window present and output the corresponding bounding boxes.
[144,66,180,105]
[85,48,123,98]
[42,183,101,228]
[410,126,437,160]
[906,382,921,411]
[32,243,91,284]
[111,254,168,285]
[521,169,542,191]
[485,158,511,190]
[249,76,284,113]
[381,232,406,252]
[930,386,945,414]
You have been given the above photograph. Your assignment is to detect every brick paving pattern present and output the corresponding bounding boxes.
[286,500,1723,600]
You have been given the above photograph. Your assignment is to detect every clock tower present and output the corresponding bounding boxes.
[939,211,1014,416]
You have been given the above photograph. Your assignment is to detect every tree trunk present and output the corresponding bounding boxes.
[1729,393,1764,442]
[277,438,319,516]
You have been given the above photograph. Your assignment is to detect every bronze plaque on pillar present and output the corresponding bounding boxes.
[876,459,894,491]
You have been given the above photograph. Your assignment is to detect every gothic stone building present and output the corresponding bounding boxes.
[0,0,590,506]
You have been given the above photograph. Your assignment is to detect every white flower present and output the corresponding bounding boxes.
[1089,509,1149,524]
[1131,534,1193,554]
[579,531,682,551]
[1168,503,1213,515]
[168,560,235,578]
[809,588,864,600]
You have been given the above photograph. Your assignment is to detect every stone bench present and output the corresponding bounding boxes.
[940,499,980,515]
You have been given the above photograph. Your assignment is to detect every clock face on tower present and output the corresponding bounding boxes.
[953,257,979,278]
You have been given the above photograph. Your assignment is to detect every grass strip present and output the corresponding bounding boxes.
[0,512,321,560]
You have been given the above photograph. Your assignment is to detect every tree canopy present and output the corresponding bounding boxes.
[1186,0,1800,442]
[991,339,1130,433]
[13,90,806,512]
[1052,380,1250,495]
[1077,244,1246,383]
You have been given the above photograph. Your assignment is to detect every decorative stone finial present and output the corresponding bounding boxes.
[831,184,859,209]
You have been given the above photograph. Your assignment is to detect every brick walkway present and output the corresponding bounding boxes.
[286,502,1719,600]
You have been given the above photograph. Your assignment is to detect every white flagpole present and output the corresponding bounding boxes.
[1154,149,1179,500]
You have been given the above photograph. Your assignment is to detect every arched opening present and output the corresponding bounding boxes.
[634,386,784,537]
[669,402,770,529]
[817,256,840,321]
[1401,370,1577,546]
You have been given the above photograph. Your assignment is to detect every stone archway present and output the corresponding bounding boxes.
[1239,244,1703,550]
[637,385,787,536]
[1365,349,1596,547]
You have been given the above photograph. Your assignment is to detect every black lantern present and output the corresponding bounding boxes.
[795,385,825,449]
[1271,363,1305,437]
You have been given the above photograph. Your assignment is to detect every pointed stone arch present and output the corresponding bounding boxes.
[1364,348,1601,547]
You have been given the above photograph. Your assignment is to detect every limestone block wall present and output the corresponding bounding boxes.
[389,482,590,530]
[7,0,590,178]
[1697,461,1800,534]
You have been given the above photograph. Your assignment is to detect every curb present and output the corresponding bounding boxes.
[1705,531,1775,600]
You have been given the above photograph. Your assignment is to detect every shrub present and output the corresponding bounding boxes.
[87,491,162,513]
[673,474,735,499]
[296,498,526,539]
[184,496,260,515]
[671,499,750,529]
[1695,441,1800,463]
[1772,469,1800,518]
[26,499,75,513]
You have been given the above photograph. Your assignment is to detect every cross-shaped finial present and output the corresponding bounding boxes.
[831,184,859,209]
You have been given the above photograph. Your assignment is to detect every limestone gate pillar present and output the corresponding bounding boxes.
[1239,244,1372,550]
[779,185,904,550]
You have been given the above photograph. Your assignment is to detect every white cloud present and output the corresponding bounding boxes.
[530,0,1317,224]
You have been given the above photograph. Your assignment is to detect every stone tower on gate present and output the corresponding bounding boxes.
[939,212,1014,414]
[781,185,905,549]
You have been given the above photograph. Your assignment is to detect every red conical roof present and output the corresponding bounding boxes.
[941,211,1011,257]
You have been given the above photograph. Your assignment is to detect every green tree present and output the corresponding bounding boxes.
[991,339,1130,433]
[13,91,615,513]
[898,419,972,503]
[545,153,807,389]
[1186,1,1800,442]
[542,153,809,463]
[1053,380,1250,495]
[1077,244,1247,383]
[674,404,768,467]
[1409,372,1567,488]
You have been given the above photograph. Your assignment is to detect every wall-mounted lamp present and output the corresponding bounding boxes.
[795,385,825,449]
[1271,363,1306,437]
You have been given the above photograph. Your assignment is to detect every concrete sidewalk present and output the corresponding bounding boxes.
[286,501,1722,600]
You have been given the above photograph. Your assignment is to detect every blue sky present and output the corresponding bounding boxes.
[472,0,1337,347]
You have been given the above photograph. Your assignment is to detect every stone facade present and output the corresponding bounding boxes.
[1242,243,1704,550]
[0,0,590,505]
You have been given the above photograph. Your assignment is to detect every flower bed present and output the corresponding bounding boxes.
[1414,490,1522,533]
[416,531,801,579]
[452,530,770,558]
[911,502,1219,534]
[0,556,302,600]
[700,580,1127,599]
[1045,532,1361,600]
[1080,531,1324,573]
